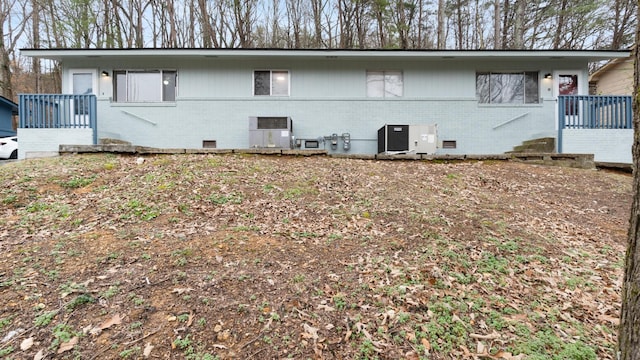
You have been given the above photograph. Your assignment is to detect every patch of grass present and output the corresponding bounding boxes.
[34,310,58,327]
[208,192,243,205]
[173,334,192,350]
[119,346,140,358]
[0,346,15,356]
[130,321,143,330]
[60,175,96,189]
[129,294,145,306]
[476,252,510,274]
[2,194,17,205]
[66,293,96,311]
[0,316,13,331]
[50,323,79,350]
[123,200,160,220]
[281,181,318,199]
[333,294,347,310]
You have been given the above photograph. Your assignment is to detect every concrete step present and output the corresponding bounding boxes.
[508,137,556,153]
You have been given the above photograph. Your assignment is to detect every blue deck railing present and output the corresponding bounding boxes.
[557,95,633,154]
[18,94,97,144]
[558,95,633,129]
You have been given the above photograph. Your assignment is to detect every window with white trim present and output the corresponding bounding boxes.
[366,71,403,98]
[254,70,289,96]
[113,70,177,102]
[476,71,539,104]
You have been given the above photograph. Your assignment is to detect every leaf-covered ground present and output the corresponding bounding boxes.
[0,154,632,359]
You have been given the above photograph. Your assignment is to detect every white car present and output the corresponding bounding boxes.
[0,136,17,159]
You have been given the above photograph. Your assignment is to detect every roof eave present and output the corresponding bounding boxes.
[19,48,631,62]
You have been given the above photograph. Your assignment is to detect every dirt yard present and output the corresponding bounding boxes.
[0,154,633,359]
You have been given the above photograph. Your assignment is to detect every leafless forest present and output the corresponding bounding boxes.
[0,0,637,99]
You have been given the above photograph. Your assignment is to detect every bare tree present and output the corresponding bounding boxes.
[0,0,31,99]
[232,0,257,47]
[310,0,326,47]
[285,0,303,48]
[610,0,637,49]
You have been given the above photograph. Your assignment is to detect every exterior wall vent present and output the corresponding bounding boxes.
[442,140,457,149]
[249,117,293,149]
[202,140,217,148]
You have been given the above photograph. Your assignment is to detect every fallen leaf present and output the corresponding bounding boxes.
[476,341,487,355]
[143,343,154,357]
[494,350,526,359]
[172,288,194,295]
[57,336,78,354]
[405,332,416,342]
[302,323,319,341]
[21,337,34,351]
[90,313,123,335]
[405,351,420,360]
[33,349,45,360]
[317,304,335,312]
[421,337,431,351]
[599,314,620,326]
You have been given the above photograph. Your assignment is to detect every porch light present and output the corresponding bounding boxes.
[101,71,110,77]
[544,73,552,79]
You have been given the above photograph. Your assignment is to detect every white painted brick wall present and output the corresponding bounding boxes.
[562,129,633,163]
[96,98,557,155]
[17,128,93,159]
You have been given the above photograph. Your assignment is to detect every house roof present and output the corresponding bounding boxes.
[0,95,18,114]
[19,48,631,63]
[589,54,633,82]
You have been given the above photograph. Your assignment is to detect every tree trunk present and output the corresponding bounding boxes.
[437,0,445,48]
[513,0,525,48]
[552,0,567,49]
[311,0,324,47]
[501,0,510,48]
[494,0,501,49]
[618,8,640,358]
[455,0,463,49]
[32,0,41,93]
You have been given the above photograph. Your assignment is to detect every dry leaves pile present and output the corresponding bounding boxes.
[0,153,632,359]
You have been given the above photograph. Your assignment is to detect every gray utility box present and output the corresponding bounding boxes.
[249,117,293,149]
[409,124,438,154]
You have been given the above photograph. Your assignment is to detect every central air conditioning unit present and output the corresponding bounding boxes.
[249,117,293,149]
[377,124,437,154]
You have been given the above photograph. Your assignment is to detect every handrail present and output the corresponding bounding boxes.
[18,94,98,144]
[558,95,632,129]
[121,110,158,126]
[492,112,530,130]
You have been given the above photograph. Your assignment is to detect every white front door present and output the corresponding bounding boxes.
[554,71,581,128]
[69,69,97,126]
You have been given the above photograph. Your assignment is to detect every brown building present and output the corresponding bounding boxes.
[589,54,633,95]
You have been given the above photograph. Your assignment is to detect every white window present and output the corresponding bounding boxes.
[476,72,539,104]
[254,70,289,96]
[113,70,177,102]
[366,71,403,98]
